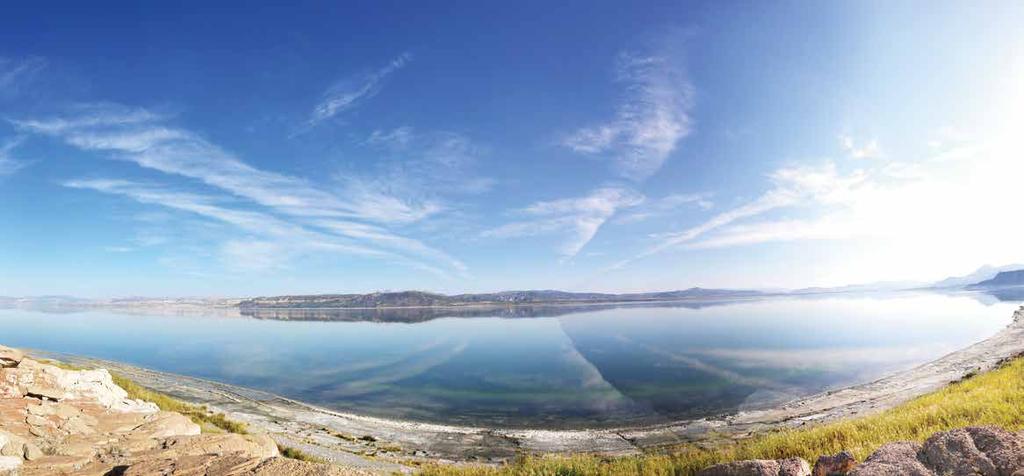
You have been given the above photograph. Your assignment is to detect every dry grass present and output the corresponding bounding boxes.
[110,373,249,434]
[278,444,327,463]
[421,356,1024,476]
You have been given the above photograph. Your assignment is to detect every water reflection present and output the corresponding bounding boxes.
[0,291,1018,429]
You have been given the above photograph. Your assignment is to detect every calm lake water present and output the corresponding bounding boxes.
[0,291,1018,429]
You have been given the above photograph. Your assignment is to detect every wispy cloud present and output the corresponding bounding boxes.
[483,187,643,259]
[63,178,456,275]
[0,57,46,95]
[0,136,28,175]
[21,104,465,275]
[613,163,863,268]
[616,192,712,224]
[306,53,411,128]
[563,51,693,181]
[362,127,496,195]
[15,104,439,225]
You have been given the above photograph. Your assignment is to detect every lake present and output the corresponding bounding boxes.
[0,291,1017,429]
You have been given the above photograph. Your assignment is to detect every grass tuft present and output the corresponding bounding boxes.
[278,444,327,463]
[421,356,1024,476]
[111,373,248,434]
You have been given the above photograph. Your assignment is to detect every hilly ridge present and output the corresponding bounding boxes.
[237,288,764,309]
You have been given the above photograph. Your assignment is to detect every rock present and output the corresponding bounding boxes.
[921,427,998,475]
[778,458,813,476]
[129,411,201,439]
[55,402,85,420]
[0,368,33,398]
[159,433,280,459]
[22,442,43,461]
[25,413,51,427]
[698,460,781,476]
[0,456,22,475]
[0,346,22,368]
[249,457,353,475]
[16,359,156,411]
[848,441,931,476]
[812,451,856,475]
[122,454,263,476]
[698,458,811,476]
[0,432,24,458]
[25,402,53,416]
[25,384,62,401]
[962,426,1024,474]
[0,353,337,476]
[59,414,96,435]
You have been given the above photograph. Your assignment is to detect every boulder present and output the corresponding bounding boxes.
[848,441,931,476]
[698,458,811,476]
[920,427,998,475]
[812,451,856,475]
[0,346,22,368]
[962,426,1024,474]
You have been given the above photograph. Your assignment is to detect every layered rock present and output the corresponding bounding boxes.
[0,344,351,476]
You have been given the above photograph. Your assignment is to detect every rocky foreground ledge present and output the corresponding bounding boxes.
[0,345,352,476]
[699,425,1024,475]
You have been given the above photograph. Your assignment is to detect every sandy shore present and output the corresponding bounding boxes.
[33,305,1024,473]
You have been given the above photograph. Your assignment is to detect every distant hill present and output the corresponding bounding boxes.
[790,281,924,295]
[969,270,1024,289]
[931,264,1024,289]
[237,288,764,309]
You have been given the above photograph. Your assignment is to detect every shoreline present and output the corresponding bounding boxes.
[28,305,1024,470]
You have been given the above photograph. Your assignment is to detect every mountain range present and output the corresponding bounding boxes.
[6,264,1024,312]
[237,288,765,309]
[929,264,1024,289]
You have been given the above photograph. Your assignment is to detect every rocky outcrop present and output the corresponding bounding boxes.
[705,426,1024,476]
[0,348,22,369]
[2,358,157,412]
[698,457,811,475]
[847,441,930,475]
[812,451,856,475]
[0,344,350,476]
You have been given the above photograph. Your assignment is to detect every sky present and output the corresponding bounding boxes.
[1,1,1024,297]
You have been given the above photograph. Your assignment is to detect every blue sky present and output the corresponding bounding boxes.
[2,1,1024,297]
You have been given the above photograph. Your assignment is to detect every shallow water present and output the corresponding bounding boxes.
[0,291,1017,429]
